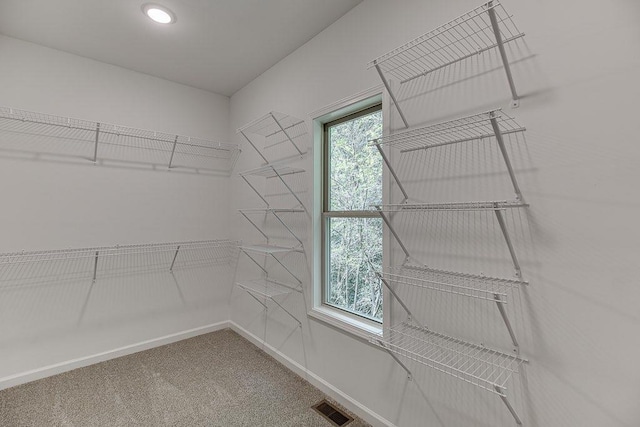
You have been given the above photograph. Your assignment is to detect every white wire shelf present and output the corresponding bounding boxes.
[237,111,307,155]
[376,200,527,212]
[371,109,524,153]
[372,321,525,393]
[235,279,299,299]
[380,265,525,302]
[238,207,305,214]
[239,244,302,254]
[0,239,239,289]
[0,106,240,174]
[368,0,524,127]
[368,1,523,83]
[240,164,305,178]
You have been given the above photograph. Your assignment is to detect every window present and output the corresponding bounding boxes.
[322,105,383,322]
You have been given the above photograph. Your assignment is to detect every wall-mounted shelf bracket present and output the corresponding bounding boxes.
[236,279,302,327]
[240,165,307,212]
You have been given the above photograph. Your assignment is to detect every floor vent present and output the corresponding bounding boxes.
[312,399,353,426]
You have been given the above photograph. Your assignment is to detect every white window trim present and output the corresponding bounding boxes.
[307,85,390,339]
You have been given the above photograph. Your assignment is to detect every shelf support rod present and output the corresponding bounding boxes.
[245,290,268,309]
[241,175,270,207]
[272,167,307,212]
[377,340,412,381]
[376,144,408,203]
[493,293,519,350]
[93,123,100,163]
[269,254,302,285]
[487,1,520,107]
[375,207,411,264]
[272,211,303,246]
[240,130,269,164]
[92,251,99,283]
[490,113,523,201]
[240,212,270,242]
[270,113,304,156]
[493,203,522,279]
[494,386,523,425]
[169,245,180,272]
[240,250,269,276]
[378,274,421,326]
[270,298,302,327]
[168,135,179,169]
[373,61,409,129]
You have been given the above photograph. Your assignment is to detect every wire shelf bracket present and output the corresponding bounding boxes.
[240,165,307,212]
[369,0,525,128]
[239,244,303,286]
[239,208,305,246]
[372,109,526,202]
[379,265,526,349]
[371,321,526,425]
[236,279,302,327]
[375,200,527,279]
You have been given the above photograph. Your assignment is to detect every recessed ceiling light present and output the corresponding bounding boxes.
[142,4,176,24]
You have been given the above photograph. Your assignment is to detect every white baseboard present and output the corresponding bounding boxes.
[229,321,396,427]
[0,321,230,391]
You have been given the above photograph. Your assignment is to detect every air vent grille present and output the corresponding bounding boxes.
[312,399,353,426]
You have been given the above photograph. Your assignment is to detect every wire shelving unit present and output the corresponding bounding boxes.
[235,112,308,330]
[371,109,526,204]
[0,106,240,174]
[368,0,525,128]
[371,321,526,424]
[367,7,531,418]
[237,111,307,163]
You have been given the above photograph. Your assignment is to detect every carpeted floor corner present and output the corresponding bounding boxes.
[0,329,370,426]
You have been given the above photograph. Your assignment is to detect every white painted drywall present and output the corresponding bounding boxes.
[229,0,640,426]
[0,35,234,380]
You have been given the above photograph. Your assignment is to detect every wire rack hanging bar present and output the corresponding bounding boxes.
[0,106,241,174]
[372,109,526,202]
[368,0,525,127]
[237,111,307,162]
[371,321,525,424]
[378,265,525,348]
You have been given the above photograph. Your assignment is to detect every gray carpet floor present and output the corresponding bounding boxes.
[0,329,370,426]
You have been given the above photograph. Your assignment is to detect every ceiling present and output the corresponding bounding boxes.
[0,0,363,96]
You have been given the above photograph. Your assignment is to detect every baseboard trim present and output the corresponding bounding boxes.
[0,321,230,391]
[229,321,396,427]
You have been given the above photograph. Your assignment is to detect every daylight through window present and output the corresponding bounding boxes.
[323,105,383,322]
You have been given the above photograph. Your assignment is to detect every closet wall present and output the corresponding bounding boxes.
[229,1,640,426]
[0,35,233,383]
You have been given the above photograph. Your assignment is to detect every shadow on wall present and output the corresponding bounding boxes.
[0,241,239,377]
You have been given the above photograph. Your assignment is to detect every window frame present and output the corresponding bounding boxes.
[321,104,383,323]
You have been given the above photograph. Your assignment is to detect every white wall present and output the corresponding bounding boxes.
[0,35,234,382]
[229,1,640,426]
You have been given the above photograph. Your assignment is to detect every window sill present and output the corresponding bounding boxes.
[308,306,382,342]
